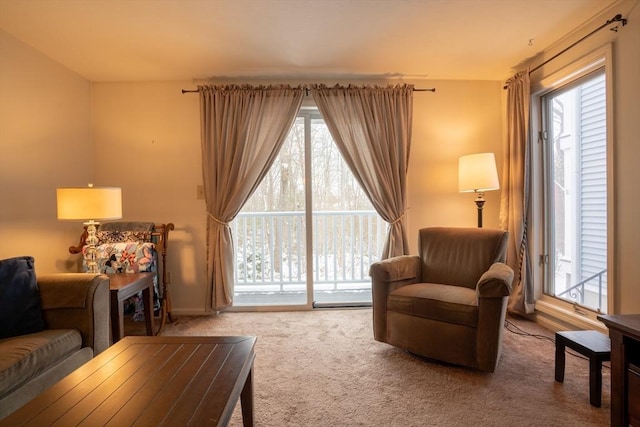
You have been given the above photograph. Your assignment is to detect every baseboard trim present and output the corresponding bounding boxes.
[169,309,213,316]
[173,301,608,334]
[313,302,372,309]
[535,299,607,333]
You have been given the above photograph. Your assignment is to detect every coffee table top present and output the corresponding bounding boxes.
[3,336,256,426]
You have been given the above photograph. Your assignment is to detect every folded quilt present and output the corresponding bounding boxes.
[82,242,156,274]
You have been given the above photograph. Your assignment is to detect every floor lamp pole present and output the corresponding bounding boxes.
[474,192,485,228]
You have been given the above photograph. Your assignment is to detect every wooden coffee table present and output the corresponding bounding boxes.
[108,273,155,342]
[2,336,256,426]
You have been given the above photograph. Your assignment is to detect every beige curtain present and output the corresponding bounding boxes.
[311,84,413,259]
[199,84,304,310]
[500,71,534,315]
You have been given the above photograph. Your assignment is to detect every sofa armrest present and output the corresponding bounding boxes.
[476,262,514,298]
[38,274,110,355]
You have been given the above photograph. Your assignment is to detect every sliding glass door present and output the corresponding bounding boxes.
[232,107,385,308]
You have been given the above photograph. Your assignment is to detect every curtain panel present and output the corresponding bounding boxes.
[199,84,304,310]
[311,84,413,259]
[499,71,534,315]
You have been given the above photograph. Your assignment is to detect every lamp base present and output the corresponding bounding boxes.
[84,220,100,274]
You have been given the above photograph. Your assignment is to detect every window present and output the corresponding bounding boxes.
[538,48,612,314]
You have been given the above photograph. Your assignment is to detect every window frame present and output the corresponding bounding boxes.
[530,44,615,324]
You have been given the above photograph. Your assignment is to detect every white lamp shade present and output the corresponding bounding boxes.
[56,187,123,220]
[458,153,500,193]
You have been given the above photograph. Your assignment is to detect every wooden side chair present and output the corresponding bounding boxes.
[69,221,175,334]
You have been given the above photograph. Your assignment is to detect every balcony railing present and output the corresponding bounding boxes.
[555,269,607,312]
[231,210,386,298]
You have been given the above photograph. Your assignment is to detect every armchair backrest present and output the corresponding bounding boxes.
[419,227,508,289]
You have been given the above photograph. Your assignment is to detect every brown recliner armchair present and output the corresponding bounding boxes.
[370,227,514,372]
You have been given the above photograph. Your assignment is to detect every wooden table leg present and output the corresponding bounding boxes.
[110,292,124,343]
[555,335,565,383]
[142,285,154,336]
[240,366,254,427]
[609,329,624,426]
[589,357,603,407]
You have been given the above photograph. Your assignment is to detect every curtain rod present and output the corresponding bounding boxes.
[504,13,627,89]
[181,87,435,94]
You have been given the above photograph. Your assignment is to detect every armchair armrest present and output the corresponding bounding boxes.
[38,274,110,355]
[369,255,421,283]
[476,262,514,298]
[370,255,421,343]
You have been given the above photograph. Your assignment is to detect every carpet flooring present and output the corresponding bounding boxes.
[151,309,609,426]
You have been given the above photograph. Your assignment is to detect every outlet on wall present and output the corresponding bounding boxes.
[166,271,172,285]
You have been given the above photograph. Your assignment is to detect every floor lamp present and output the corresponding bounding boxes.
[458,153,500,228]
[57,185,122,273]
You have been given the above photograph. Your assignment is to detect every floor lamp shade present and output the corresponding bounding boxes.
[56,187,123,221]
[458,153,500,193]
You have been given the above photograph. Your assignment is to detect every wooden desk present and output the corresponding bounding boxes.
[598,314,640,427]
[108,273,155,342]
[1,336,257,426]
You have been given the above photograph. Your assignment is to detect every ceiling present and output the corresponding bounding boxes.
[0,0,618,83]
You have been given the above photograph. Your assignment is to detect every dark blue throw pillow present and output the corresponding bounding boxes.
[0,256,45,339]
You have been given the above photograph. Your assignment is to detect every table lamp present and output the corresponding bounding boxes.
[458,153,499,228]
[57,185,122,273]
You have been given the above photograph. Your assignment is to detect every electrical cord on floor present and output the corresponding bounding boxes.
[503,317,611,369]
[504,318,555,343]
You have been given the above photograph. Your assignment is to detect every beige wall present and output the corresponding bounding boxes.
[0,31,92,274]
[407,79,503,252]
[90,82,207,312]
[612,0,640,314]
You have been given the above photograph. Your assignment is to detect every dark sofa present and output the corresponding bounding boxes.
[0,257,110,419]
